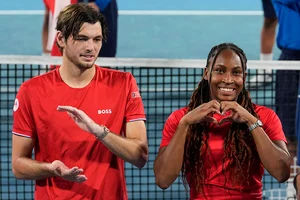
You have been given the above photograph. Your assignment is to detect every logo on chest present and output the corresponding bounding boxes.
[98,109,112,114]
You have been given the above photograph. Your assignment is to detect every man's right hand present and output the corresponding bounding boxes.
[49,160,87,183]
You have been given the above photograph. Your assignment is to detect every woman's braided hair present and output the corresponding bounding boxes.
[182,43,258,193]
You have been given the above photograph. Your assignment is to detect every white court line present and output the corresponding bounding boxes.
[0,10,263,16]
[0,10,44,15]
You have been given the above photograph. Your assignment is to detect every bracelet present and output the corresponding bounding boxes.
[248,119,263,132]
[95,125,110,140]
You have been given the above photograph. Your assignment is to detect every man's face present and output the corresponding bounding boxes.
[62,22,103,69]
[204,49,245,102]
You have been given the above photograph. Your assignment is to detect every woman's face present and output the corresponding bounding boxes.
[204,49,246,102]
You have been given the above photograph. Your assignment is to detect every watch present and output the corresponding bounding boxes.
[95,125,110,140]
[248,119,263,132]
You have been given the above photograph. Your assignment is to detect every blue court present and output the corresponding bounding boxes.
[0,0,281,60]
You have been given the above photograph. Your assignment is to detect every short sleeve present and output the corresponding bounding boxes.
[125,73,146,122]
[12,83,36,138]
[160,108,186,148]
[259,107,287,143]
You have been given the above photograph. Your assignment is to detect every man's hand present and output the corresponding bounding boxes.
[49,160,87,183]
[57,105,100,135]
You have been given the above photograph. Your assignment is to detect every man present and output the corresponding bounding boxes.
[42,0,76,57]
[260,0,277,61]
[88,0,118,58]
[249,0,277,85]
[294,173,300,199]
[12,4,148,200]
[42,0,118,58]
[272,0,300,198]
[272,0,300,144]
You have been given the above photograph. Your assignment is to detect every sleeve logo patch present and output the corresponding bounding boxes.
[13,98,19,112]
[131,91,141,98]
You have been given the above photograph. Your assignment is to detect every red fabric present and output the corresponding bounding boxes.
[12,66,146,200]
[44,0,55,15]
[160,104,287,199]
[44,0,78,58]
[44,0,78,15]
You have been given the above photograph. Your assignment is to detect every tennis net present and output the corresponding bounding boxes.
[1,55,300,200]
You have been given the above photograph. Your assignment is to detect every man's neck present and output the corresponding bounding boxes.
[59,63,96,88]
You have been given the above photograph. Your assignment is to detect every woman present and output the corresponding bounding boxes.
[153,43,291,199]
